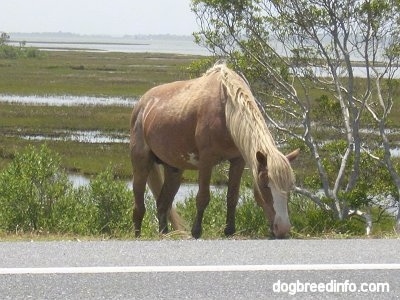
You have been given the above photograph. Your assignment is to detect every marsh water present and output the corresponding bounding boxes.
[1,94,400,156]
[0,94,136,106]
[68,173,226,204]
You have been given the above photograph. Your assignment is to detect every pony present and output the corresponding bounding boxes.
[130,63,299,239]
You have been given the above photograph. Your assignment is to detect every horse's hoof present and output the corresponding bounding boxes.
[191,228,202,239]
[224,227,235,237]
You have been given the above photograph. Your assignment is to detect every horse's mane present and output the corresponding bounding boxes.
[205,63,295,192]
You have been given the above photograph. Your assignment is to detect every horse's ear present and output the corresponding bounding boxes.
[286,148,300,162]
[256,151,268,169]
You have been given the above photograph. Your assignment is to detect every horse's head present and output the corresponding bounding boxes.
[255,149,299,238]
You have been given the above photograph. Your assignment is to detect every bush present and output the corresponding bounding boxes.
[176,188,270,238]
[89,166,132,235]
[177,190,228,238]
[0,145,133,237]
[0,44,41,59]
[0,144,71,232]
[0,45,19,59]
[0,145,395,238]
[137,192,159,239]
[236,191,269,237]
[290,194,396,238]
[52,187,98,235]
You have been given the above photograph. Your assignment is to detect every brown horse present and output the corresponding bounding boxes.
[130,63,299,239]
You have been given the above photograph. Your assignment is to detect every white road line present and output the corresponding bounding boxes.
[1,264,400,275]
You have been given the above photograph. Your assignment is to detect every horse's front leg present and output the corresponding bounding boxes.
[157,164,183,234]
[191,163,213,239]
[224,157,245,236]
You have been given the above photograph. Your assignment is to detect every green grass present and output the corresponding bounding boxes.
[0,136,131,177]
[0,51,202,97]
[0,103,131,133]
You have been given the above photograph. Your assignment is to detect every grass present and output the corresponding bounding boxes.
[0,136,130,177]
[0,101,133,177]
[0,51,202,97]
[0,103,131,133]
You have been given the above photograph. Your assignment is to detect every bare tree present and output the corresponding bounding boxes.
[192,0,400,233]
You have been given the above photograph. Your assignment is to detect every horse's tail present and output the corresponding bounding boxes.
[147,163,187,232]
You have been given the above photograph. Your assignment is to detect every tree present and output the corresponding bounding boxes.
[191,0,400,233]
[0,32,10,45]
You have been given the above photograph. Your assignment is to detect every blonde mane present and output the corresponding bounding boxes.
[206,63,295,192]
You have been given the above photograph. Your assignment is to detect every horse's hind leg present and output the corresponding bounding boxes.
[131,150,153,237]
[157,164,183,234]
[132,168,150,237]
[224,157,245,236]
[191,163,213,239]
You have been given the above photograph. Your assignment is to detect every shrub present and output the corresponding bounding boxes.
[236,191,269,237]
[0,144,71,232]
[0,45,18,59]
[0,44,41,59]
[89,166,132,235]
[52,187,98,235]
[177,190,228,238]
[137,192,159,239]
[0,145,395,238]
[177,188,269,238]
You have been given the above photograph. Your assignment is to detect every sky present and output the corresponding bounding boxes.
[1,0,199,36]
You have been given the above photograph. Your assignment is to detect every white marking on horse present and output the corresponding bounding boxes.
[187,153,199,166]
[270,186,291,236]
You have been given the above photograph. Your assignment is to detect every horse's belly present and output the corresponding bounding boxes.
[144,117,200,169]
[148,138,200,170]
[142,93,239,170]
[146,124,239,170]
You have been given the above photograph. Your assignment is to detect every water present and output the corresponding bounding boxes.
[8,34,399,78]
[305,65,400,79]
[18,130,129,144]
[390,148,400,158]
[68,173,225,203]
[9,34,210,56]
[0,94,136,106]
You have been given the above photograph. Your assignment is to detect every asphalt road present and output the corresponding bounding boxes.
[0,239,399,299]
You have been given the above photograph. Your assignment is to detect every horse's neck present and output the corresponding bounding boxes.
[224,93,276,167]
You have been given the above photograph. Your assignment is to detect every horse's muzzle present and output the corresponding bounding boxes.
[273,216,291,239]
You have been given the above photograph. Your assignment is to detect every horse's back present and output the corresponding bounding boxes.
[130,71,239,170]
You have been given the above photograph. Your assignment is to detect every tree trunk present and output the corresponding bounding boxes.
[396,206,400,234]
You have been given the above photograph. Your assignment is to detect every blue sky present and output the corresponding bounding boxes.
[1,0,198,35]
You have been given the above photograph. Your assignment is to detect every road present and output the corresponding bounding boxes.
[0,239,399,299]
